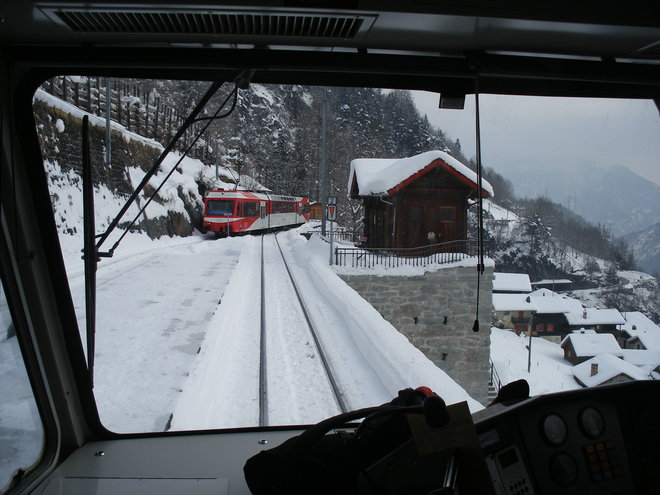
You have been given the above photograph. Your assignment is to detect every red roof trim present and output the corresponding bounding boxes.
[385,158,491,198]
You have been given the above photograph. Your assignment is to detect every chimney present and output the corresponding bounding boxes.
[583,309,588,319]
[590,363,599,376]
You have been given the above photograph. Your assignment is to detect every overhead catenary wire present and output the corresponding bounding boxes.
[105,86,239,255]
[95,79,225,253]
[472,74,485,333]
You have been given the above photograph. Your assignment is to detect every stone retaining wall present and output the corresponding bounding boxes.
[339,266,493,405]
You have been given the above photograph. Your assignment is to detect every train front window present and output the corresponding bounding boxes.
[32,76,659,434]
[207,200,235,216]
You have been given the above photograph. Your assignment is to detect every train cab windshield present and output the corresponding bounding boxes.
[24,75,660,438]
[207,199,235,216]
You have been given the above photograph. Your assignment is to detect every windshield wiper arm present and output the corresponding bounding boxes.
[82,115,96,387]
[95,79,224,255]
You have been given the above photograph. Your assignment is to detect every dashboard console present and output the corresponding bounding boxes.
[474,380,659,495]
[34,380,659,495]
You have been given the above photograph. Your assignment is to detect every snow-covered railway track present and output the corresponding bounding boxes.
[258,233,348,426]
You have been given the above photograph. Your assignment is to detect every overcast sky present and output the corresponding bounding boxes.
[411,92,660,186]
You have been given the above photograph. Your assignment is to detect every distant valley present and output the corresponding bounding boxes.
[500,163,660,238]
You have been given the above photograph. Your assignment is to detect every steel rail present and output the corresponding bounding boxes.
[272,233,348,414]
[258,235,268,427]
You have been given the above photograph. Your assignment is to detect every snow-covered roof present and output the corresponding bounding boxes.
[572,354,650,387]
[493,272,532,293]
[620,349,660,367]
[348,150,494,198]
[529,288,583,315]
[531,279,572,285]
[561,332,622,357]
[621,312,660,350]
[565,307,625,326]
[622,312,660,333]
[492,293,537,312]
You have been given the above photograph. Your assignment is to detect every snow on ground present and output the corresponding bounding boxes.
[292,233,484,411]
[71,234,241,432]
[172,230,483,431]
[484,199,519,222]
[490,327,582,396]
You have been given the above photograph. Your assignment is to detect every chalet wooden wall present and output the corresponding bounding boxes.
[362,167,474,249]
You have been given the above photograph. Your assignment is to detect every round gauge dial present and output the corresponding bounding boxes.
[542,414,568,446]
[579,407,605,438]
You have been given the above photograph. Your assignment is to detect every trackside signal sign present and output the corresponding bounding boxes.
[327,196,337,221]
[327,205,337,221]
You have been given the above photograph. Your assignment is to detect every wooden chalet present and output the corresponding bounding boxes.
[620,312,660,350]
[566,308,625,335]
[492,293,536,335]
[309,201,323,220]
[492,272,532,294]
[561,331,622,365]
[527,289,583,342]
[572,354,649,388]
[348,150,493,249]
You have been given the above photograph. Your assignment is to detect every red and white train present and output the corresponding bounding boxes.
[202,190,310,236]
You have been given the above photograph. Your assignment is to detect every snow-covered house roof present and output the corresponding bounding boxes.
[565,308,625,327]
[572,354,650,387]
[619,349,660,367]
[531,279,572,286]
[348,150,494,199]
[561,332,622,357]
[620,312,660,350]
[622,312,659,333]
[529,288,583,315]
[627,334,660,351]
[492,293,537,312]
[493,272,532,293]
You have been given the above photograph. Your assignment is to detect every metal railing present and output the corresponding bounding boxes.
[329,230,359,243]
[334,240,485,268]
[489,357,502,392]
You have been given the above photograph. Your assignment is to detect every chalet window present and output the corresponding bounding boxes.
[547,323,554,333]
[409,207,422,221]
[439,206,456,222]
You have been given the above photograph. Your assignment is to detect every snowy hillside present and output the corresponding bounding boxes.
[482,198,659,322]
[35,88,264,267]
[626,221,660,276]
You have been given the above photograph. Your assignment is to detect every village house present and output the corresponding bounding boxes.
[561,331,622,365]
[527,288,584,342]
[572,353,651,387]
[348,150,493,249]
[492,272,532,294]
[492,293,536,335]
[308,201,323,221]
[620,312,660,350]
[531,279,573,292]
[565,307,625,334]
[619,349,660,379]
